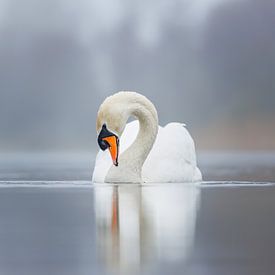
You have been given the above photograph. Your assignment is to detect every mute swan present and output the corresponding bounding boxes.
[93,91,202,183]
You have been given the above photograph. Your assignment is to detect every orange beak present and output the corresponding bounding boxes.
[102,136,119,166]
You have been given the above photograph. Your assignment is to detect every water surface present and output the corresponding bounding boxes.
[0,182,274,275]
[0,152,274,275]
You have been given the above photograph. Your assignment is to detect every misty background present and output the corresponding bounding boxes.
[0,0,274,153]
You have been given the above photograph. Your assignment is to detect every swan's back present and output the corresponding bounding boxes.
[143,122,202,182]
[93,120,201,183]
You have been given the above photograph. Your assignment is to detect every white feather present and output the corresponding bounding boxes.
[93,120,202,183]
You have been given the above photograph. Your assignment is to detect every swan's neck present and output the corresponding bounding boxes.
[105,99,158,183]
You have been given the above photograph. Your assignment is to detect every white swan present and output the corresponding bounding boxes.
[93,91,202,183]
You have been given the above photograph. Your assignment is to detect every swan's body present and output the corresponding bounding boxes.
[93,91,202,183]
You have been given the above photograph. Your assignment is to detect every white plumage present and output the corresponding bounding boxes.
[93,120,202,183]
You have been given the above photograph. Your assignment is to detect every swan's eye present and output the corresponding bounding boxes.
[99,139,109,151]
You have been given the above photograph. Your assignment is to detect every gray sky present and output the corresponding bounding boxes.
[0,0,274,151]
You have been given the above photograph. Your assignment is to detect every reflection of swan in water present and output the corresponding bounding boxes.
[94,185,142,272]
[94,184,200,273]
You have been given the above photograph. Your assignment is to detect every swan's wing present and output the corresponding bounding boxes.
[92,121,140,183]
[143,123,202,182]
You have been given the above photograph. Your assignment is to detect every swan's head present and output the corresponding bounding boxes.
[96,93,129,166]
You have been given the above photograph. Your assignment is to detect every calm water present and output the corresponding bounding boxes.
[0,152,274,275]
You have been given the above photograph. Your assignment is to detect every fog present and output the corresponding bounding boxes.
[0,0,274,152]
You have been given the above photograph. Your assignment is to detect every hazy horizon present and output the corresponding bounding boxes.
[0,0,274,152]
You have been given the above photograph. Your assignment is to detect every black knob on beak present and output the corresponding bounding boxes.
[97,124,116,151]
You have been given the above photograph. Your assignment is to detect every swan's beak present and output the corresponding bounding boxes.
[103,136,119,166]
[98,125,119,166]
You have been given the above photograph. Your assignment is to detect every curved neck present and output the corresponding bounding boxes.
[123,103,158,167]
[105,95,158,183]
